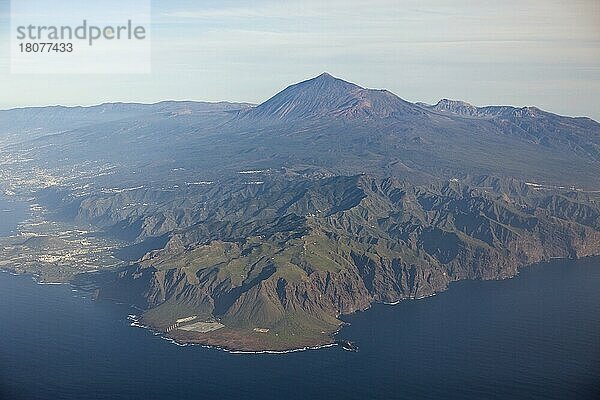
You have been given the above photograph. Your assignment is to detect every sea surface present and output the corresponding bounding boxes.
[0,195,28,237]
[0,197,599,400]
[0,258,600,400]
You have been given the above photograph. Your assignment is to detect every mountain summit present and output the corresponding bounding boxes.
[245,72,421,121]
[2,72,600,354]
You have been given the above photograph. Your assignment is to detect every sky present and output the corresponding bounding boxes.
[1,0,599,120]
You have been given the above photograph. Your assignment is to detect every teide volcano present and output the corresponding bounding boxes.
[243,72,423,121]
[2,72,600,353]
[3,73,598,186]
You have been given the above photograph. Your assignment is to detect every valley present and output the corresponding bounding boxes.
[1,73,599,351]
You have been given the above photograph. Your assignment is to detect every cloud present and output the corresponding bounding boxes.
[156,0,599,44]
[1,0,599,120]
[160,2,324,20]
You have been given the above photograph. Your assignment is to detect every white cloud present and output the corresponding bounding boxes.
[1,0,599,119]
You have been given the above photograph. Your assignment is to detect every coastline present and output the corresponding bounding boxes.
[126,314,340,354]
[2,255,599,353]
[2,250,598,400]
[0,268,69,286]
[116,255,600,353]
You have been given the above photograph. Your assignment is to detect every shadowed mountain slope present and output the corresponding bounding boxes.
[1,73,599,351]
[243,72,423,121]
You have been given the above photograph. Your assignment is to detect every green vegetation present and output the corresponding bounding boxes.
[94,175,600,350]
[2,74,598,351]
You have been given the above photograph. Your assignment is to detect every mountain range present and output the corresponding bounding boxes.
[1,73,599,351]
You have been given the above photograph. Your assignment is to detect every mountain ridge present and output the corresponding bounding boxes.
[86,173,600,351]
[3,73,598,123]
[1,73,600,351]
[242,72,425,122]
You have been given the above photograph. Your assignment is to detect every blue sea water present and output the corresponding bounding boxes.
[0,195,28,237]
[0,197,599,400]
[1,259,598,400]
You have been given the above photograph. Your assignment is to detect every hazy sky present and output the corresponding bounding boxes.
[1,0,599,119]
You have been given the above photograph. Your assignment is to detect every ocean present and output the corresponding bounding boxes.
[0,193,600,400]
[0,196,598,400]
